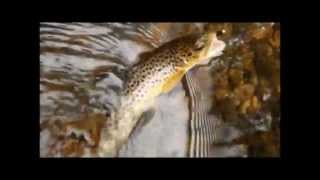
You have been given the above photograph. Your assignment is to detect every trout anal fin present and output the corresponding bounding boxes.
[162,69,186,93]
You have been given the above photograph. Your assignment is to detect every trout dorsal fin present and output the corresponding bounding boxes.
[138,50,154,61]
[128,50,154,75]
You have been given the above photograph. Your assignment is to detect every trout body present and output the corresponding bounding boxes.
[98,31,225,157]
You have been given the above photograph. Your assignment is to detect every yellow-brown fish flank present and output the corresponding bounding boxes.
[122,33,202,104]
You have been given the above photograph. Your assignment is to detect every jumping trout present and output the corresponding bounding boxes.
[98,30,226,157]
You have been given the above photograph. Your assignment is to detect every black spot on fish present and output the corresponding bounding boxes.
[132,81,137,85]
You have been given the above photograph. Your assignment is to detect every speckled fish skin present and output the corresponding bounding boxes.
[98,31,225,157]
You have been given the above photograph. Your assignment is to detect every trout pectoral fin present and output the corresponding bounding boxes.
[129,108,156,139]
[162,69,186,93]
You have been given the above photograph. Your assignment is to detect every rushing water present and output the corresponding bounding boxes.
[40,23,280,157]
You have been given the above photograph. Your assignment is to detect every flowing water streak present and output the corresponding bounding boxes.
[40,23,171,157]
[186,71,216,157]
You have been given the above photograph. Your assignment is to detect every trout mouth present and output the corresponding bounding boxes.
[195,32,225,66]
[204,33,225,60]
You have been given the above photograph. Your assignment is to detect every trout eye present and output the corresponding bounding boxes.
[216,30,224,37]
